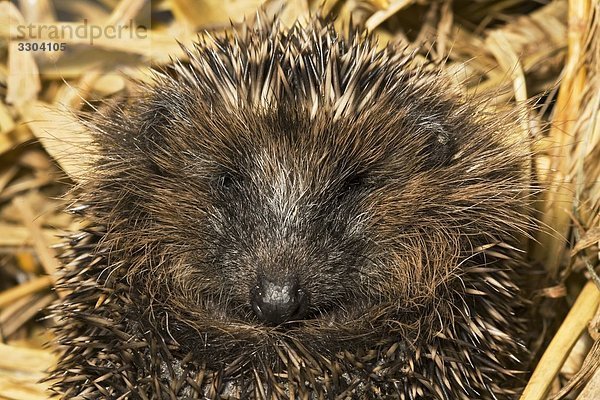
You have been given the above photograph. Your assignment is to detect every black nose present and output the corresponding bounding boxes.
[250,278,308,324]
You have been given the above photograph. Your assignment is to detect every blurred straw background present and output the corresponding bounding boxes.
[0,0,598,399]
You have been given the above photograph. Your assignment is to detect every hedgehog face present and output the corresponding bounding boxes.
[65,20,534,398]
[160,106,470,328]
[89,79,527,340]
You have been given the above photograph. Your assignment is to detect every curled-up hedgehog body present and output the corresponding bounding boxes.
[51,16,539,400]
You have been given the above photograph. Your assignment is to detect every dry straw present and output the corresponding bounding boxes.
[0,0,598,398]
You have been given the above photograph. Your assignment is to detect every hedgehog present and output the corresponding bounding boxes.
[50,15,538,400]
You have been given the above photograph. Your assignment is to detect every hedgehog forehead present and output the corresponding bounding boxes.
[223,110,402,181]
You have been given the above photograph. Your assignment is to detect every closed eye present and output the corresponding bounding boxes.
[217,171,244,190]
[337,172,368,199]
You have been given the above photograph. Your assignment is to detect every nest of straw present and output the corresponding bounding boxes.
[0,1,598,399]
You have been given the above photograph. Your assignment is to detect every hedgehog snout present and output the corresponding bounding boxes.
[250,276,308,325]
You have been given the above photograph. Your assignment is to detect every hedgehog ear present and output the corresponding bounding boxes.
[136,91,190,158]
[121,97,178,177]
[420,128,456,170]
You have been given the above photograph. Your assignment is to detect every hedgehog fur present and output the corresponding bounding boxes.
[50,15,538,400]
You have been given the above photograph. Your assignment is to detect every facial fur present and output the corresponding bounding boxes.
[53,17,536,399]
